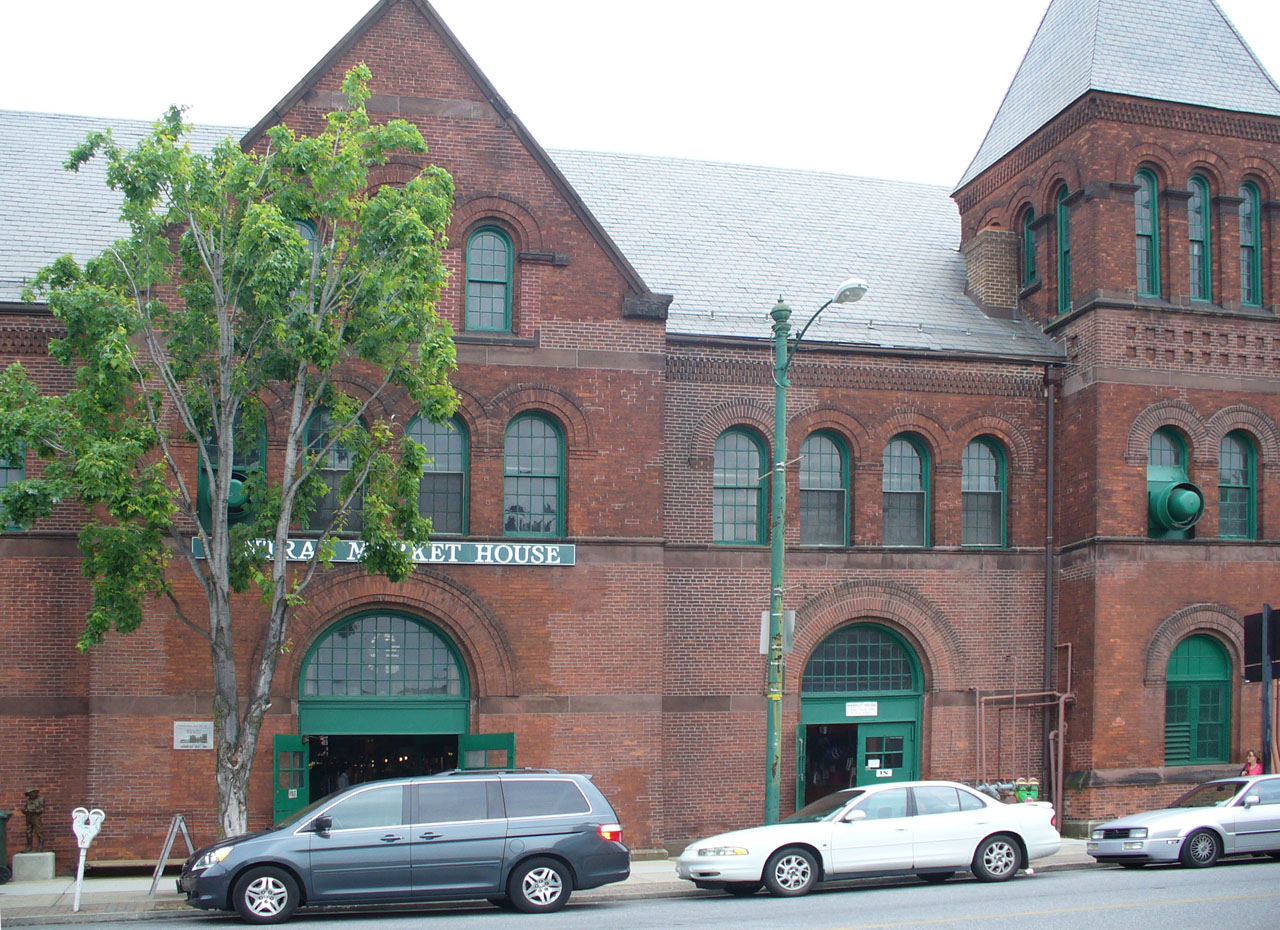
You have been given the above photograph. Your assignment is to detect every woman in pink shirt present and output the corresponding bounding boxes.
[1239,749,1263,776]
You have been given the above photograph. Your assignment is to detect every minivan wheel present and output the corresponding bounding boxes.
[232,866,300,924]
[763,847,818,897]
[508,857,572,913]
[971,835,1019,882]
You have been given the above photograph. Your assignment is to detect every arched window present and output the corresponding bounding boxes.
[802,625,917,694]
[962,438,1006,547]
[466,226,513,331]
[409,415,467,536]
[714,428,766,544]
[1239,182,1262,307]
[1218,431,1256,540]
[302,613,464,697]
[1188,175,1212,302]
[1148,427,1203,540]
[198,411,265,530]
[1056,185,1072,314]
[1020,207,1037,287]
[504,414,563,537]
[1165,634,1230,765]
[0,447,24,529]
[883,434,929,547]
[306,408,362,533]
[1134,169,1160,296]
[799,431,848,546]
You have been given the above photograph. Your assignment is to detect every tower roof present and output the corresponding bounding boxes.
[956,0,1280,191]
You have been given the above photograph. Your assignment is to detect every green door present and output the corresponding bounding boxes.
[854,722,917,787]
[273,733,310,823]
[795,726,807,810]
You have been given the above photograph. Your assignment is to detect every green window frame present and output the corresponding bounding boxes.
[1020,207,1037,286]
[1056,185,1072,314]
[714,428,766,545]
[802,624,919,694]
[799,431,848,547]
[409,414,467,536]
[301,612,466,698]
[197,413,266,531]
[1218,431,1256,540]
[1135,169,1160,297]
[465,226,513,331]
[0,447,25,530]
[1239,182,1262,307]
[883,434,929,547]
[1188,175,1212,302]
[306,408,363,533]
[503,413,563,537]
[962,438,1006,547]
[1165,634,1230,765]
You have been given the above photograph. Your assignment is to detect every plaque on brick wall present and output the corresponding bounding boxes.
[174,721,214,750]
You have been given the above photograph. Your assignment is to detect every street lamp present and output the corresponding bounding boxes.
[765,276,868,824]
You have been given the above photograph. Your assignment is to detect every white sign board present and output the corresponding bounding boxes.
[174,721,214,750]
[844,701,879,718]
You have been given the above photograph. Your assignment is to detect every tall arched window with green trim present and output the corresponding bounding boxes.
[1188,175,1212,302]
[302,612,465,698]
[800,431,848,546]
[410,414,467,536]
[0,447,24,530]
[503,413,563,537]
[1135,168,1160,296]
[1056,185,1072,313]
[801,624,919,694]
[714,428,766,544]
[306,408,363,533]
[1020,207,1037,287]
[883,434,929,547]
[962,437,1006,547]
[1218,431,1256,540]
[1239,182,1262,307]
[1165,634,1230,765]
[466,226,513,331]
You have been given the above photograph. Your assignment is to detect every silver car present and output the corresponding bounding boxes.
[1087,774,1280,868]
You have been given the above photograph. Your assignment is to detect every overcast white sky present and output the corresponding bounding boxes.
[7,0,1280,187]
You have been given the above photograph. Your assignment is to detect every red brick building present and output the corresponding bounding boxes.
[1,0,1277,864]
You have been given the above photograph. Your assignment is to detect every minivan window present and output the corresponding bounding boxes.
[414,781,490,822]
[502,779,591,817]
[325,785,404,830]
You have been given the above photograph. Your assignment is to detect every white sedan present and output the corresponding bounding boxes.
[676,780,1060,897]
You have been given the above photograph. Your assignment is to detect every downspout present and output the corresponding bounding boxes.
[1044,366,1061,792]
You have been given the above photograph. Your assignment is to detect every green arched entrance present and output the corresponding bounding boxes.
[797,623,923,807]
[273,611,512,821]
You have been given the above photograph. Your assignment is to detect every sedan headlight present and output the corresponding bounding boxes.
[1128,828,1147,839]
[698,846,749,857]
[1091,829,1103,840]
[191,846,234,871]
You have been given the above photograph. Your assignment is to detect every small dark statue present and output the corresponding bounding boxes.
[22,787,45,851]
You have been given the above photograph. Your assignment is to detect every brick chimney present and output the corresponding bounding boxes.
[962,223,1019,318]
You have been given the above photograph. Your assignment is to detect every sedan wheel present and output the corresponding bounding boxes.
[1179,829,1221,868]
[971,834,1019,882]
[763,847,818,897]
[508,857,572,913]
[232,867,300,925]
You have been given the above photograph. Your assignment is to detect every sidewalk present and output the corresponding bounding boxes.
[0,839,1095,926]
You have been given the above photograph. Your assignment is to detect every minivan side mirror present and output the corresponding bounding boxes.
[842,809,868,822]
[311,816,333,834]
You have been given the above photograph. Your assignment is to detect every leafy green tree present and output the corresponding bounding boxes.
[0,66,457,836]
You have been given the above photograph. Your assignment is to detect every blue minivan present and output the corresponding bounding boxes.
[178,770,629,923]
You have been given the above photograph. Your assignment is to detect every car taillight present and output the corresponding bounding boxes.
[598,823,623,843]
[1051,813,1057,828]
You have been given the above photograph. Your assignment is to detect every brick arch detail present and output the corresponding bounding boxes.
[873,408,949,456]
[1185,150,1229,193]
[367,157,429,191]
[1116,145,1178,186]
[280,566,519,699]
[791,580,965,693]
[1206,405,1280,462]
[686,398,776,463]
[1039,161,1084,212]
[1238,157,1280,199]
[487,383,592,450]
[950,413,1035,475]
[451,193,544,253]
[1143,603,1244,687]
[788,403,873,462]
[1007,180,1040,228]
[1124,400,1209,465]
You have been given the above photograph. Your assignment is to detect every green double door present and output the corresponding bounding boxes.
[796,698,921,809]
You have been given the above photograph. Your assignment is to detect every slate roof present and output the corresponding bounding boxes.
[957,0,1280,190]
[0,110,238,303]
[553,150,1061,360]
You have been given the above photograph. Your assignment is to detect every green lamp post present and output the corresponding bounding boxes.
[765,276,868,824]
